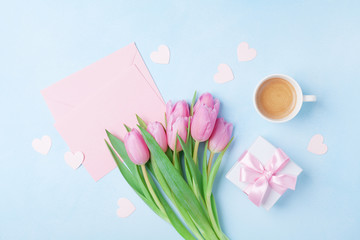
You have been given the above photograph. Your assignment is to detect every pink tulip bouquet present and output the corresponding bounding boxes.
[105,92,233,240]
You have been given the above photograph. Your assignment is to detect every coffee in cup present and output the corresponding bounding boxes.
[254,74,316,123]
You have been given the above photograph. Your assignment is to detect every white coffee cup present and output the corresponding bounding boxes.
[254,74,316,123]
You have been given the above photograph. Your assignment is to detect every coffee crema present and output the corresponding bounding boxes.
[255,78,297,119]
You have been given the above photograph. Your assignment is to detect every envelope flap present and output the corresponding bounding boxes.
[133,49,163,101]
[41,43,141,120]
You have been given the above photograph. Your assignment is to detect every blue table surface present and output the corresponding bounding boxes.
[1,1,359,239]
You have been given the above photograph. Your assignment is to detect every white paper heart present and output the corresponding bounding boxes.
[64,151,84,169]
[32,135,52,155]
[214,64,234,83]
[117,198,136,218]
[237,42,257,61]
[307,134,328,155]
[150,45,170,64]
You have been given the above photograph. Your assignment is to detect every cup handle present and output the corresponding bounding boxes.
[303,95,316,102]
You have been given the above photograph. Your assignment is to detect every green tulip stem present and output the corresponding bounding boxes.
[207,151,215,176]
[141,164,166,215]
[172,141,181,174]
[193,140,200,165]
[177,152,181,175]
[205,195,224,240]
[173,150,181,174]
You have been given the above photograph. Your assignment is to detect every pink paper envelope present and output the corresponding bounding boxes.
[54,66,166,181]
[41,42,163,121]
[41,43,165,181]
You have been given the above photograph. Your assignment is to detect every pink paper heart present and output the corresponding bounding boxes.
[237,42,257,61]
[307,134,328,155]
[214,64,234,83]
[64,151,84,169]
[150,45,170,64]
[32,135,52,155]
[117,198,136,218]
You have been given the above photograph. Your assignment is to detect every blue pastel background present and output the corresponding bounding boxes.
[1,0,359,239]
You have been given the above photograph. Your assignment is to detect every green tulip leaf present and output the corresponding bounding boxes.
[177,134,204,200]
[211,194,221,229]
[173,145,181,173]
[186,118,192,153]
[134,165,154,204]
[136,114,147,129]
[139,126,218,239]
[184,118,194,185]
[206,138,233,197]
[105,140,140,194]
[105,130,136,174]
[124,124,131,132]
[190,91,197,116]
[138,163,195,240]
[105,139,165,220]
[150,157,202,240]
[184,158,193,188]
[202,141,209,196]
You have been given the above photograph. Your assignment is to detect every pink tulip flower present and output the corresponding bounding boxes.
[191,93,220,142]
[124,128,150,165]
[208,118,233,153]
[166,101,189,151]
[147,121,168,152]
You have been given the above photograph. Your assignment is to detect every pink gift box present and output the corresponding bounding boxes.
[226,136,302,210]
